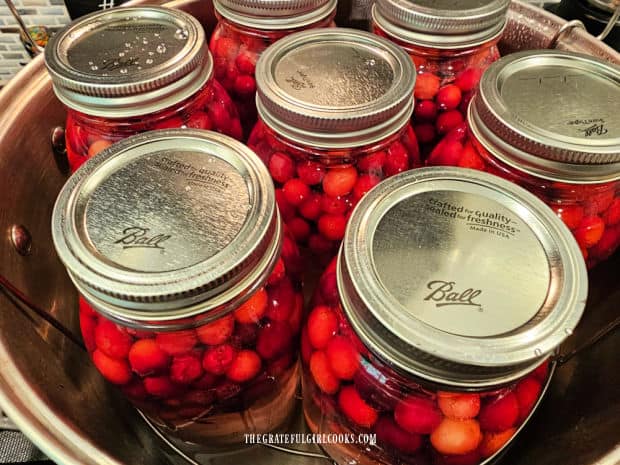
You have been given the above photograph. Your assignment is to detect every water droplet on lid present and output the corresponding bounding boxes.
[534,348,542,356]
[145,59,153,65]
[154,33,160,37]
[156,44,166,54]
[88,61,93,65]
[90,65,98,71]
[185,186,191,191]
[174,28,189,40]
[120,68,128,74]
[125,42,131,48]
[137,66,142,70]
[113,61,119,66]
[118,52,125,57]
[148,51,154,56]
[143,39,148,45]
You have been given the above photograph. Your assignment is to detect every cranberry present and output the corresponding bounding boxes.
[325,336,360,380]
[338,385,379,428]
[375,415,423,454]
[414,100,438,122]
[256,321,293,359]
[92,349,132,385]
[394,395,442,435]
[478,392,519,432]
[155,330,197,356]
[479,428,516,459]
[95,319,132,358]
[318,214,347,241]
[202,344,237,375]
[269,152,296,184]
[322,167,358,197]
[170,353,204,385]
[265,278,296,322]
[307,305,338,349]
[430,418,482,456]
[436,85,462,111]
[283,178,311,206]
[297,160,326,185]
[234,289,268,324]
[128,339,170,376]
[436,110,464,135]
[196,314,235,345]
[414,73,441,100]
[227,350,262,383]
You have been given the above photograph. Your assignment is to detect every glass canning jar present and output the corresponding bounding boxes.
[248,28,420,258]
[52,130,304,449]
[45,7,242,173]
[427,50,620,268]
[302,167,587,465]
[372,0,510,156]
[209,0,337,138]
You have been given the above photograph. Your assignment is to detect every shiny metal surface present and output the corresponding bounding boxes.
[53,129,280,320]
[339,167,586,388]
[472,50,620,178]
[213,0,337,29]
[256,28,414,148]
[372,0,509,48]
[0,1,618,465]
[45,7,213,118]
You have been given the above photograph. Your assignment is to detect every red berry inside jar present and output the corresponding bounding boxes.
[371,0,509,159]
[53,130,303,448]
[425,50,620,268]
[45,6,242,173]
[249,29,420,259]
[209,0,337,139]
[302,167,586,465]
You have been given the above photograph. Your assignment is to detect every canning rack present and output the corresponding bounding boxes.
[0,1,618,465]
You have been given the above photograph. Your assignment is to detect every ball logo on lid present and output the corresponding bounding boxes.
[423,280,483,310]
[113,226,171,251]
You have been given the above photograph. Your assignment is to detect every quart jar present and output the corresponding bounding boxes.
[45,7,242,173]
[372,0,509,156]
[302,167,587,465]
[427,50,620,268]
[52,130,304,448]
[209,0,337,138]
[248,29,420,258]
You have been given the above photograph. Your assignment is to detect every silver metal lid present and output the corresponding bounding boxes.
[52,129,280,323]
[255,28,415,149]
[339,167,587,388]
[45,7,213,118]
[471,50,620,183]
[372,0,509,49]
[213,0,337,30]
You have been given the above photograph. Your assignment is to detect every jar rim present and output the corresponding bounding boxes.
[471,50,620,180]
[45,7,213,117]
[255,28,416,149]
[337,167,587,388]
[52,129,281,322]
[372,4,507,50]
[213,0,337,30]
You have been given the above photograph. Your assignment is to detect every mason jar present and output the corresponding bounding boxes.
[209,0,337,138]
[45,7,242,173]
[52,130,304,448]
[426,50,620,268]
[248,28,420,258]
[302,167,587,465]
[372,0,509,156]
